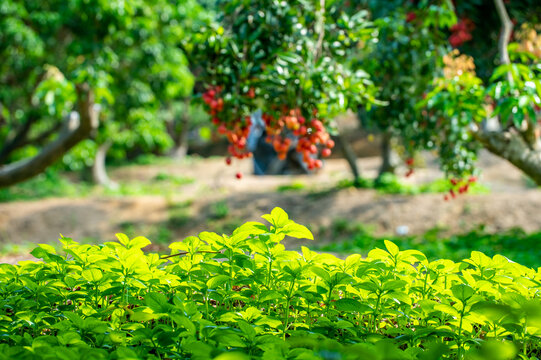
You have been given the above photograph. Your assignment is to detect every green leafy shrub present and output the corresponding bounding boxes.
[0,208,539,359]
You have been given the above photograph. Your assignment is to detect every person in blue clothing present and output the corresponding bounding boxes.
[247,110,310,175]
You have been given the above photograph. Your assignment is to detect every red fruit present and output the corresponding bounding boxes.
[405,169,414,177]
[207,89,216,98]
[321,148,332,157]
[444,195,449,201]
[212,117,220,125]
[450,178,458,186]
[449,34,463,48]
[218,124,227,134]
[225,157,232,165]
[468,176,477,183]
[311,120,324,131]
[314,159,323,169]
[450,189,456,198]
[406,12,416,23]
[237,138,246,149]
[216,98,224,111]
[236,172,242,179]
[247,87,255,99]
[406,158,414,166]
[326,139,335,149]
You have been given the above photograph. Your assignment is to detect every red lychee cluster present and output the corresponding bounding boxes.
[203,88,334,174]
[202,86,252,165]
[406,12,416,23]
[443,176,477,200]
[202,86,224,115]
[405,158,414,177]
[449,18,475,48]
[263,108,334,170]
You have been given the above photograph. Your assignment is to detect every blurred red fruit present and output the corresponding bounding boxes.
[321,148,331,157]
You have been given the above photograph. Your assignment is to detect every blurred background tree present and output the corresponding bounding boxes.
[0,0,206,188]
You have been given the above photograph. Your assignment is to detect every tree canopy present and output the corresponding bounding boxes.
[1,0,541,191]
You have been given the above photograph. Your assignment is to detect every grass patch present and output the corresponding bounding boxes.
[152,172,194,186]
[0,168,194,202]
[277,181,306,192]
[167,200,193,228]
[0,170,91,202]
[210,200,229,220]
[336,173,490,195]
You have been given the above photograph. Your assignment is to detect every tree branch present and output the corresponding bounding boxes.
[494,0,513,72]
[0,84,98,188]
[475,128,541,185]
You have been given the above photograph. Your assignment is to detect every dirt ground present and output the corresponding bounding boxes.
[1,149,540,264]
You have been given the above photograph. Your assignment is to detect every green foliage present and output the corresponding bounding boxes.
[0,0,204,174]
[1,208,540,359]
[320,222,541,269]
[358,1,458,170]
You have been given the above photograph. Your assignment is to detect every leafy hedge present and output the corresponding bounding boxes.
[0,208,540,359]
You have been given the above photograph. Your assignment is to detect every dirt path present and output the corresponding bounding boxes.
[0,150,538,263]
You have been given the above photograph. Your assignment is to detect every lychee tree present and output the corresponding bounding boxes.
[188,0,379,175]
[0,0,203,188]
[357,0,457,178]
[357,0,541,197]
[417,0,541,194]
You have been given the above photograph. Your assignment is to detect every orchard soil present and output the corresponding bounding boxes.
[1,148,540,264]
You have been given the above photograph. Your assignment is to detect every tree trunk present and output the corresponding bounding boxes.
[0,85,98,188]
[170,98,190,159]
[335,134,362,185]
[378,129,398,177]
[92,139,118,189]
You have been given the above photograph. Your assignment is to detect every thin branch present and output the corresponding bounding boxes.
[0,114,36,164]
[21,122,63,148]
[493,0,513,74]
[314,0,326,61]
[160,250,222,260]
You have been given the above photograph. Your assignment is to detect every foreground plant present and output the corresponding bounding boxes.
[0,208,540,359]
